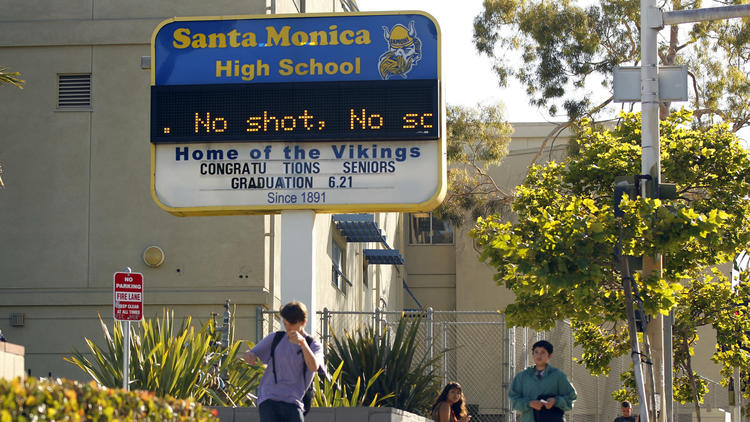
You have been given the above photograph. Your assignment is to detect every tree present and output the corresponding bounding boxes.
[672,269,750,414]
[473,0,750,131]
[470,111,750,413]
[436,103,514,226]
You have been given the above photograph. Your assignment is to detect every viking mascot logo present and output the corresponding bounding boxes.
[378,21,422,80]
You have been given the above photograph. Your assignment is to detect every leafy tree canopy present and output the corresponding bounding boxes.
[470,111,750,405]
[473,0,750,131]
[437,103,513,226]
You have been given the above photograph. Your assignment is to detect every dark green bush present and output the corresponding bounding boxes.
[0,376,218,421]
[326,315,444,415]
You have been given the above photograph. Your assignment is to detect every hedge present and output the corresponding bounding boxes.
[0,377,218,421]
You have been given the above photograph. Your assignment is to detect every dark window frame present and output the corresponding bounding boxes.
[409,212,454,245]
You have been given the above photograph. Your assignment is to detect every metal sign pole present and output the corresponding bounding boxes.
[123,320,130,391]
[122,266,131,391]
[735,368,742,422]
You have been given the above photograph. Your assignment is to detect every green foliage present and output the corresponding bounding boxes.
[471,111,750,402]
[311,361,394,408]
[694,271,750,414]
[0,376,217,421]
[326,315,443,414]
[572,320,630,375]
[0,66,24,89]
[65,309,262,407]
[473,0,750,130]
[440,103,514,226]
[611,370,639,405]
[674,373,709,405]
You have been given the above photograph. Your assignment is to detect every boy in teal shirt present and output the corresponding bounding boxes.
[508,340,577,422]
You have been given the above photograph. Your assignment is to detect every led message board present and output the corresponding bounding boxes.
[150,12,444,215]
[151,80,438,143]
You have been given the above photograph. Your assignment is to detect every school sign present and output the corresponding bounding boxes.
[150,12,444,216]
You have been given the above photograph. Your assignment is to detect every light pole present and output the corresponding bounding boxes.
[638,4,750,422]
[640,3,663,422]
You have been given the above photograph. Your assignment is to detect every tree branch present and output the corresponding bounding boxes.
[529,122,573,168]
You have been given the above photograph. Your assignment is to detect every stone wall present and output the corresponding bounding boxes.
[213,406,433,422]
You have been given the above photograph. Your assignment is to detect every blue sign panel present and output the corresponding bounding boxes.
[151,12,441,144]
[153,13,439,85]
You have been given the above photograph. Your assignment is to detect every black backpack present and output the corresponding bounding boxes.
[270,331,326,415]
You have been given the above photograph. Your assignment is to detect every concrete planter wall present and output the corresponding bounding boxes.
[212,406,433,422]
[0,342,25,381]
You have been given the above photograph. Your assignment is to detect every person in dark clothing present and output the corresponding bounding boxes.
[613,401,638,422]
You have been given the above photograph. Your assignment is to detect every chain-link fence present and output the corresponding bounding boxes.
[256,307,731,422]
[362,309,506,422]
[257,307,505,421]
[509,321,623,422]
[505,321,730,422]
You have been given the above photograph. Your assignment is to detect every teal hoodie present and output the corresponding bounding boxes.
[508,365,577,422]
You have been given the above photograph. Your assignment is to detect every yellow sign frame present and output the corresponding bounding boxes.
[149,11,445,216]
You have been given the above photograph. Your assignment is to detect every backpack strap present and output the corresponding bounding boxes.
[306,335,331,380]
[269,331,285,383]
[302,335,314,376]
[271,332,320,383]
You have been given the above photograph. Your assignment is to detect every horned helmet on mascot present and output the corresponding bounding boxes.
[378,21,422,80]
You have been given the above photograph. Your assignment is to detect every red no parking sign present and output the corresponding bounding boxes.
[113,272,143,321]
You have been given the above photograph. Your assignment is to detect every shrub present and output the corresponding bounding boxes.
[311,361,394,408]
[0,376,217,421]
[326,315,443,414]
[66,308,262,407]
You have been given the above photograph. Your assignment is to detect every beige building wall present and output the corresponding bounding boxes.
[0,0,403,381]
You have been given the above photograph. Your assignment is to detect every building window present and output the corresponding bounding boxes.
[409,212,454,245]
[57,74,91,109]
[331,240,349,294]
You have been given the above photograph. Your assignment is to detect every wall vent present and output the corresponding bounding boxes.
[10,312,25,327]
[57,74,91,108]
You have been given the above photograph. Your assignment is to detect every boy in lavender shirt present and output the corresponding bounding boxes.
[244,301,325,422]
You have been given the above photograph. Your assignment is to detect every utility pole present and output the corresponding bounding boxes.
[638,3,750,422]
[640,2,663,422]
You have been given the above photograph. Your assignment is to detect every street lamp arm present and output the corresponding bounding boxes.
[662,4,750,26]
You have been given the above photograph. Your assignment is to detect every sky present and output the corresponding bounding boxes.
[356,0,556,123]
